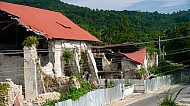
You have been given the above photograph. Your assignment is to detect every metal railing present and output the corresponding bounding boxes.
[99,72,181,93]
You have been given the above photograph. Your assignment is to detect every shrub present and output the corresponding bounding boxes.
[107,81,116,88]
[22,35,39,47]
[42,99,58,106]
[158,88,184,106]
[0,83,10,106]
[60,86,87,101]
[125,81,132,86]
[63,50,73,60]
[140,68,146,74]
[63,50,73,76]
[148,65,157,74]
[79,59,85,64]
[72,73,91,91]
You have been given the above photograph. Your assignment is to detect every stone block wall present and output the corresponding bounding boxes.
[0,55,24,85]
[0,54,49,86]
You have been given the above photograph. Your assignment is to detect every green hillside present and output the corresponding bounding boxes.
[1,0,190,63]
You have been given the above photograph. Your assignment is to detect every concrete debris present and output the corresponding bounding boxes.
[42,62,54,78]
[37,92,61,105]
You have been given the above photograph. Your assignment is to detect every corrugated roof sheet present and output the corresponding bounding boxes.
[120,48,146,65]
[0,1,100,42]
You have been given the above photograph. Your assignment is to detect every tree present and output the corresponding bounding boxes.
[164,22,190,64]
[116,17,137,43]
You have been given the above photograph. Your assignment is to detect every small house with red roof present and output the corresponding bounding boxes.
[92,43,158,79]
[0,1,100,84]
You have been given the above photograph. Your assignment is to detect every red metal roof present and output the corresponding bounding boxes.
[91,42,136,49]
[120,48,146,65]
[0,1,100,42]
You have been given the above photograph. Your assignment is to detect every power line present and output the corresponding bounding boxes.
[156,60,190,69]
[162,65,189,74]
[165,48,190,53]
[161,36,190,42]
[133,35,190,45]
[166,49,190,56]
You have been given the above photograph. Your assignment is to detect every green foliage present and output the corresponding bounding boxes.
[0,83,10,106]
[140,68,146,74]
[63,50,73,76]
[63,61,67,65]
[107,81,116,88]
[79,59,85,64]
[3,0,189,47]
[158,88,184,106]
[72,73,84,83]
[72,73,91,91]
[148,65,157,74]
[42,99,58,106]
[63,50,73,60]
[60,86,87,101]
[3,0,190,63]
[22,35,39,47]
[157,73,165,77]
[147,61,180,76]
[148,65,162,76]
[158,61,178,75]
[125,81,132,86]
[164,22,190,64]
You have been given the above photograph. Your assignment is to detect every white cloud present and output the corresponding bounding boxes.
[61,0,145,10]
[161,0,190,7]
[61,0,190,12]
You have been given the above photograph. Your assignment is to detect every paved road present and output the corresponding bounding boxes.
[126,70,190,106]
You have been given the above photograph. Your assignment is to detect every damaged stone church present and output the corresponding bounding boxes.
[0,1,100,101]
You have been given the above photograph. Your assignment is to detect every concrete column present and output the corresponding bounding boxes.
[73,48,80,73]
[54,44,62,77]
[23,45,38,101]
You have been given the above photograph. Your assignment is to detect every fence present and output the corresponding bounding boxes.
[55,84,123,106]
[99,72,181,93]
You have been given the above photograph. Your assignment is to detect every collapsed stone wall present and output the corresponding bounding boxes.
[41,73,80,93]
[0,79,23,106]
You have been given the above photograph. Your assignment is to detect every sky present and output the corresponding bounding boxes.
[60,0,190,13]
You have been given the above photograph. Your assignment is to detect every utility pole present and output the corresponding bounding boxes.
[159,36,161,58]
[163,46,165,60]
